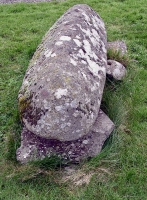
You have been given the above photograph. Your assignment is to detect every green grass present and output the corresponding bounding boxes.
[1,0,147,199]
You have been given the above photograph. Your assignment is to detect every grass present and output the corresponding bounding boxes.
[0,0,147,199]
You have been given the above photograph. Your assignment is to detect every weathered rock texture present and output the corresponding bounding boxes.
[17,4,115,164]
[107,60,126,80]
[18,4,107,142]
[17,110,114,164]
[107,40,127,80]
[107,40,127,56]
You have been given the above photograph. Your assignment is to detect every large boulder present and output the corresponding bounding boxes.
[17,4,115,164]
[18,4,107,142]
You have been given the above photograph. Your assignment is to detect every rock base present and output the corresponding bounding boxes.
[16,110,114,164]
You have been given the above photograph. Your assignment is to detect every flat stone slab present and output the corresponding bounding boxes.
[16,110,114,164]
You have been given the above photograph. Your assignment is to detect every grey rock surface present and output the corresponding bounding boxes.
[107,60,126,80]
[16,4,118,164]
[16,109,114,164]
[18,4,107,142]
[107,40,127,56]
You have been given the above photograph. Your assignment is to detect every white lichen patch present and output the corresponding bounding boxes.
[55,41,63,46]
[55,105,64,112]
[23,79,29,87]
[73,111,80,117]
[81,72,87,80]
[51,53,56,57]
[61,118,65,122]
[90,37,97,47]
[88,60,102,77]
[63,21,69,24]
[70,58,77,66]
[67,122,71,127]
[70,28,77,31]
[82,140,88,144]
[23,153,29,159]
[92,16,105,30]
[81,60,87,64]
[91,82,99,92]
[44,50,52,58]
[82,12,90,23]
[102,43,107,54]
[60,36,71,41]
[83,40,98,60]
[91,29,100,41]
[77,24,99,48]
[54,88,68,99]
[77,24,91,37]
[72,55,78,60]
[78,49,101,77]
[76,35,81,39]
[73,39,82,47]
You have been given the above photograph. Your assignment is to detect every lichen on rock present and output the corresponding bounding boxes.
[18,4,107,142]
[107,60,126,80]
[17,4,117,164]
[17,110,114,164]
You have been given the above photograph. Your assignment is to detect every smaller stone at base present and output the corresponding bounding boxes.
[107,60,126,80]
[16,110,114,164]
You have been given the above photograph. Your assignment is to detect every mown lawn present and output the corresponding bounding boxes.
[0,0,147,199]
